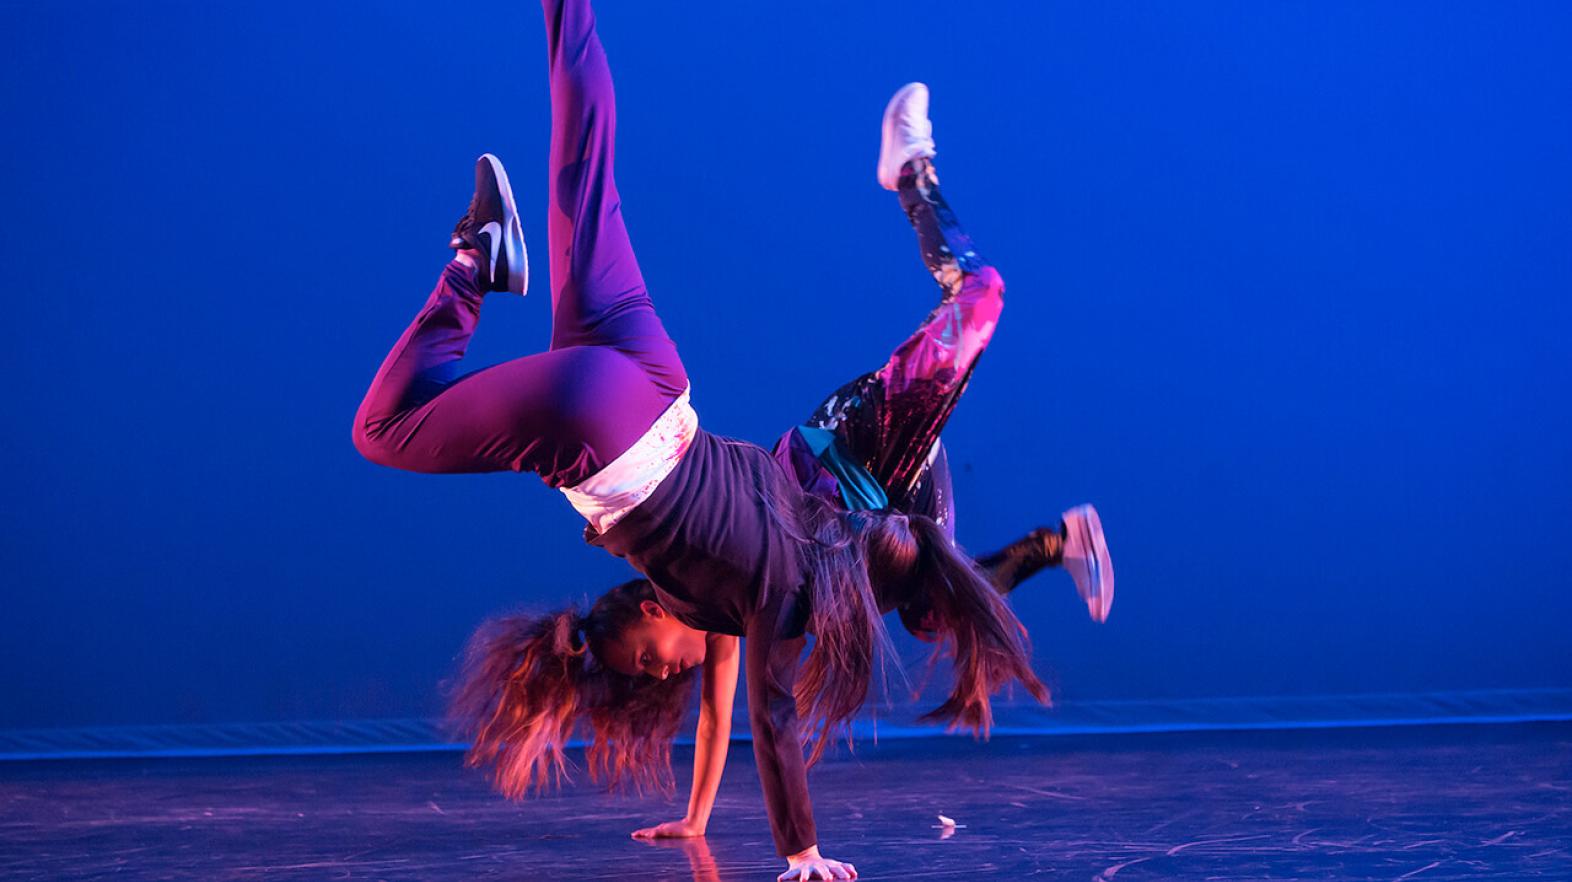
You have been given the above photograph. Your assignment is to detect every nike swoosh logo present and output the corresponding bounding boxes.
[479,221,503,285]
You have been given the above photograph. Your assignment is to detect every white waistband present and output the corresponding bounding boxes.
[560,386,698,534]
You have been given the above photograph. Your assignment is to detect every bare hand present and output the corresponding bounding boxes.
[778,854,857,880]
[632,818,706,839]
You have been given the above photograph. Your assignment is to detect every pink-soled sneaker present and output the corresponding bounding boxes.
[1061,504,1114,623]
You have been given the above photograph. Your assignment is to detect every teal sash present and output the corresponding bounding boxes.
[794,425,889,512]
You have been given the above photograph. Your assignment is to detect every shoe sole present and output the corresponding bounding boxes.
[1065,504,1114,623]
[480,153,529,296]
[877,82,929,191]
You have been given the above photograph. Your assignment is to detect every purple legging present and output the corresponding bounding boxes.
[351,0,686,488]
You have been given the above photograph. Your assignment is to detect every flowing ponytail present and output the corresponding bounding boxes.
[446,580,696,799]
[905,514,1050,733]
[792,497,903,766]
[448,609,587,797]
[783,493,1049,757]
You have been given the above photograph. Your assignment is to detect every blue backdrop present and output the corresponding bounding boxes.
[3,1,1569,752]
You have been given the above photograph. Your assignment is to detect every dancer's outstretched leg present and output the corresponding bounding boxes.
[798,83,1004,512]
[978,527,1064,594]
[352,152,678,485]
[782,83,1114,623]
[350,264,665,482]
[542,0,687,400]
[978,507,1113,623]
[352,1,688,486]
[868,152,1003,506]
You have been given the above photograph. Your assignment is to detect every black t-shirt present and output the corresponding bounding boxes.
[587,428,817,856]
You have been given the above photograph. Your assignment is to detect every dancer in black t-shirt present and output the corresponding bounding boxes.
[354,2,1112,877]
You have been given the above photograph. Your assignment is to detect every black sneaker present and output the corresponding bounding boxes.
[450,153,528,295]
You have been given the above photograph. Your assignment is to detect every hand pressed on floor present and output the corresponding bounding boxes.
[779,846,857,881]
[631,818,706,839]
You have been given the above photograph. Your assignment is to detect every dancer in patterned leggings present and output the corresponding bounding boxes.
[353,3,1112,877]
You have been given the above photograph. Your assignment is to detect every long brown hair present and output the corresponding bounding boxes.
[784,494,1050,763]
[451,500,1048,795]
[446,579,696,799]
[901,513,1051,732]
[790,496,904,765]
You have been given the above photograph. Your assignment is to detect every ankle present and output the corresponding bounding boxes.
[897,156,939,189]
[444,249,488,295]
[1041,524,1065,565]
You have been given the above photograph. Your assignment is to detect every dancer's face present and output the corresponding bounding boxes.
[605,601,707,680]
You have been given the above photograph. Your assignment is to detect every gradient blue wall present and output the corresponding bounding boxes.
[2,1,1568,736]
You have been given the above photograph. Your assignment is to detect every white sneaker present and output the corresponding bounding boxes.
[876,82,938,191]
[1061,504,1114,623]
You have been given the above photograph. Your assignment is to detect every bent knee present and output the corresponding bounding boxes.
[351,424,381,465]
[966,265,1005,302]
[960,266,1005,335]
[351,416,396,468]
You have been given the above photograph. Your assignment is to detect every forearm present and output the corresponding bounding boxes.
[749,707,816,856]
[745,616,817,856]
[683,704,731,826]
[683,632,739,830]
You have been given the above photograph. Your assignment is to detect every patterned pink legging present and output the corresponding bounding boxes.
[789,158,1005,513]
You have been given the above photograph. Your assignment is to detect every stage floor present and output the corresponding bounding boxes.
[2,723,1568,880]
